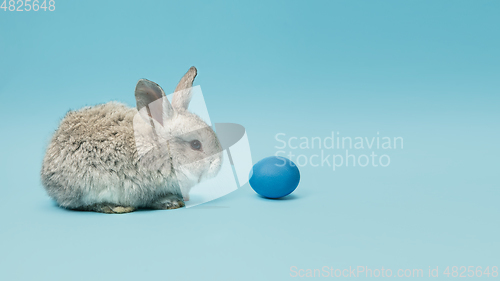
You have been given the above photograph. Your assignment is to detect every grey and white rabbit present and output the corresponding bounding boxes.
[41,67,223,213]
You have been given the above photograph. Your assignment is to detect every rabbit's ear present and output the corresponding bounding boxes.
[135,79,174,125]
[172,66,197,110]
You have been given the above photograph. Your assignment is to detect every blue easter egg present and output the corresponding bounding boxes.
[249,156,300,199]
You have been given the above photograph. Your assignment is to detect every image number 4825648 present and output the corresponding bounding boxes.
[1,0,55,11]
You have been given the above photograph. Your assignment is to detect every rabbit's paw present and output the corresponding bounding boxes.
[110,206,136,214]
[98,205,136,214]
[152,196,185,210]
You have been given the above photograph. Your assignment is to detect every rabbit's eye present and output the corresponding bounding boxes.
[190,140,202,151]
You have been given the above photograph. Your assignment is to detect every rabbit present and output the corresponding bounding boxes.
[40,66,223,214]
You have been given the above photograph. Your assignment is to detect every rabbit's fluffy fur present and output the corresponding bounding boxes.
[41,67,223,213]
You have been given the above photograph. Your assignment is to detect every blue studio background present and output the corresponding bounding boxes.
[1,1,499,280]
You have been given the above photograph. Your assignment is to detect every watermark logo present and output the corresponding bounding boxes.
[133,79,252,208]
